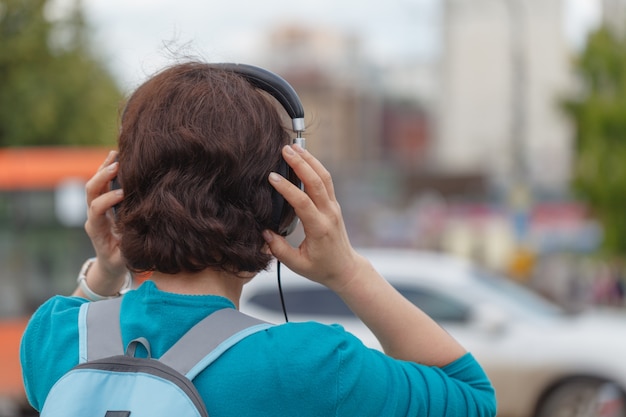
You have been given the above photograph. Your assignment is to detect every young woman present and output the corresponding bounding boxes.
[21,62,496,416]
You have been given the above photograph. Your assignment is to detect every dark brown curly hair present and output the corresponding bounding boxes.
[115,62,293,274]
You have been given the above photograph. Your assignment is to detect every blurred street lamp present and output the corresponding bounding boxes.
[505,0,532,245]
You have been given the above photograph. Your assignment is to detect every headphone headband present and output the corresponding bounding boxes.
[214,63,305,236]
[215,63,305,136]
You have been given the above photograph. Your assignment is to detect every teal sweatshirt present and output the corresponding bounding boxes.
[21,281,496,416]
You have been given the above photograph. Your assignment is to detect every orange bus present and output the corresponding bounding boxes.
[0,147,111,416]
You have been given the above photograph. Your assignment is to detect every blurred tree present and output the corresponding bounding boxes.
[0,0,122,146]
[563,26,626,258]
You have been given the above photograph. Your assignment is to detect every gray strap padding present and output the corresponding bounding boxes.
[83,299,272,379]
[85,297,124,361]
[158,308,271,378]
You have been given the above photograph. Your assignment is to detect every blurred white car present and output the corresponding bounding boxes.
[241,248,626,417]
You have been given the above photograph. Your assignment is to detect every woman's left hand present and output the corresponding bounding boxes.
[262,144,364,291]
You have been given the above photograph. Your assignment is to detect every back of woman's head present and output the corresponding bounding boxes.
[116,62,291,274]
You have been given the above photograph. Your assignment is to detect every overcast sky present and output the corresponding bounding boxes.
[75,0,602,90]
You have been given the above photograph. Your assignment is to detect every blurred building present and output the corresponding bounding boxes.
[381,100,430,171]
[254,25,385,169]
[252,24,441,186]
[247,24,439,247]
[247,19,594,266]
[436,0,574,193]
[603,0,626,36]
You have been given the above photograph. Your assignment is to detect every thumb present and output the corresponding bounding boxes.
[262,230,297,265]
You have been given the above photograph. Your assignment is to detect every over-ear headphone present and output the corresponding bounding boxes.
[111,63,306,236]
[216,63,306,236]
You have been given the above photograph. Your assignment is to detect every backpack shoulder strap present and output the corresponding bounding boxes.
[79,299,273,380]
[78,298,124,363]
[158,308,273,380]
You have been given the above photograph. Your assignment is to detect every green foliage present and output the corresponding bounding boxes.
[563,26,626,257]
[0,0,122,146]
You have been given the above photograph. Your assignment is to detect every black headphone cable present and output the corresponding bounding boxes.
[276,260,289,322]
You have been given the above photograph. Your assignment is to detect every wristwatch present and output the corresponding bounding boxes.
[77,257,133,301]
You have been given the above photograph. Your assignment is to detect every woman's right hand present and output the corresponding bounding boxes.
[73,151,127,298]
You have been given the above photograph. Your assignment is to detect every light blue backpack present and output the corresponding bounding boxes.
[40,298,272,417]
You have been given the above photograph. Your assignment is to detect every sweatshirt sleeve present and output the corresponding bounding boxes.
[20,296,86,411]
[437,353,497,416]
[192,320,496,417]
[333,330,497,417]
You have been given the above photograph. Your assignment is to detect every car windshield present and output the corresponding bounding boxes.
[246,259,568,323]
[471,268,566,319]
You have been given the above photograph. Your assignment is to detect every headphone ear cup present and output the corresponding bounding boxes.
[110,156,121,217]
[271,157,300,235]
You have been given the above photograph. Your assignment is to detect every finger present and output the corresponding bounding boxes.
[85,189,124,247]
[268,171,321,228]
[89,189,124,219]
[292,145,336,202]
[98,150,118,171]
[86,160,119,206]
[281,146,332,210]
[262,230,310,273]
[87,151,119,203]
[262,230,291,260]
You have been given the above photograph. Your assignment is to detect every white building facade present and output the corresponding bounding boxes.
[603,0,626,36]
[435,0,574,192]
